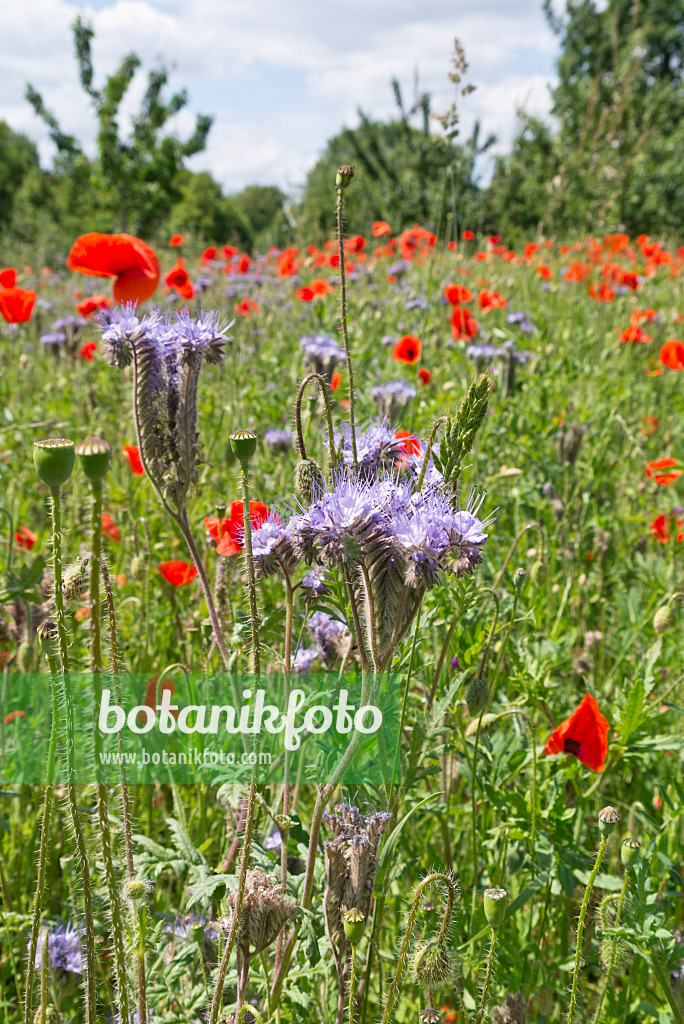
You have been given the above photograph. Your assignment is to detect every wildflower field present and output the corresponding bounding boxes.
[0,193,683,1024]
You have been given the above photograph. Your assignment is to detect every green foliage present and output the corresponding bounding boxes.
[170,171,254,247]
[231,184,288,244]
[0,121,41,230]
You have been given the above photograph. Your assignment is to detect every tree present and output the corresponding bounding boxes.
[170,171,253,247]
[231,185,287,242]
[0,121,41,230]
[26,17,213,235]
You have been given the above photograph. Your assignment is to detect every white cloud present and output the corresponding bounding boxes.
[0,0,559,192]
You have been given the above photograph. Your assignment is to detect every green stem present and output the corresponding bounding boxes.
[475,928,499,1024]
[336,186,358,472]
[569,834,609,1024]
[294,372,338,469]
[135,900,148,1024]
[649,955,684,1024]
[593,870,629,1024]
[347,945,358,1024]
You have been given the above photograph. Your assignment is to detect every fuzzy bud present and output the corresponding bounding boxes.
[465,713,497,737]
[465,677,488,715]
[76,435,111,486]
[533,985,554,1016]
[62,558,90,603]
[483,887,507,929]
[336,165,354,189]
[33,1008,60,1024]
[122,879,151,903]
[343,907,366,945]
[598,806,620,836]
[229,429,258,467]
[621,836,641,868]
[130,555,146,581]
[411,938,456,989]
[513,567,526,591]
[653,604,674,635]
[33,438,75,490]
[294,457,324,503]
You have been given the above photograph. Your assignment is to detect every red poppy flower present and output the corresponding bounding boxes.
[158,561,198,586]
[444,284,473,304]
[331,371,341,391]
[4,710,26,725]
[660,339,684,370]
[102,513,120,543]
[0,268,17,288]
[537,265,552,279]
[310,278,334,297]
[372,221,391,237]
[450,305,478,340]
[462,230,475,241]
[169,234,184,247]
[211,501,271,556]
[165,258,195,299]
[395,430,421,456]
[201,246,217,262]
[645,457,682,485]
[345,235,365,254]
[80,341,97,362]
[67,233,160,304]
[643,415,659,435]
[0,287,37,324]
[76,294,113,318]
[75,606,90,622]
[620,325,652,344]
[223,245,239,260]
[418,368,431,385]
[478,288,507,313]
[15,525,37,550]
[588,282,615,302]
[139,676,178,724]
[543,693,610,772]
[233,298,259,317]
[392,335,422,364]
[295,286,314,302]
[651,514,670,543]
[123,445,144,476]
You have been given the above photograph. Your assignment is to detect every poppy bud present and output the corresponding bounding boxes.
[653,604,674,635]
[483,887,507,929]
[17,640,37,673]
[418,1010,441,1024]
[33,438,75,490]
[63,558,91,603]
[294,458,324,504]
[411,938,456,988]
[229,429,258,467]
[343,907,366,945]
[336,165,354,189]
[130,555,145,581]
[76,435,111,485]
[598,805,619,836]
[529,560,544,585]
[465,677,488,715]
[532,986,554,1016]
[36,618,58,656]
[513,567,526,591]
[189,921,205,944]
[621,836,641,868]
[122,879,151,903]
[465,712,497,737]
[33,1008,60,1024]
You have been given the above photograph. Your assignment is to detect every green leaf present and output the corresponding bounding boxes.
[186,873,236,909]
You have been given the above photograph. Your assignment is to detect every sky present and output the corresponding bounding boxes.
[1,0,562,197]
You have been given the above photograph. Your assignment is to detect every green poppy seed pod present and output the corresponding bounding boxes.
[189,921,205,944]
[336,164,354,189]
[418,1010,441,1024]
[17,640,37,673]
[653,604,674,635]
[76,435,111,485]
[36,618,58,656]
[465,677,488,715]
[513,567,526,591]
[33,438,75,490]
[621,836,641,868]
[411,938,456,989]
[483,887,507,929]
[343,907,366,945]
[229,429,258,467]
[224,440,237,468]
[598,805,620,836]
[294,457,325,504]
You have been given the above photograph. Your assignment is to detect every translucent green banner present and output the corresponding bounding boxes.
[0,672,400,785]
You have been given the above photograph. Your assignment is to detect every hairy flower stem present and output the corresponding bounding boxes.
[24,640,60,1024]
[347,945,358,1024]
[649,956,684,1024]
[335,185,358,472]
[416,416,448,492]
[380,873,458,1024]
[178,512,233,670]
[49,489,97,1024]
[475,927,499,1024]
[294,372,337,469]
[569,834,610,1023]
[87,483,131,1024]
[133,900,148,1024]
[592,870,629,1024]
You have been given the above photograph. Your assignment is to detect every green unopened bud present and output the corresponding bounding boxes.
[621,836,641,868]
[465,713,497,737]
[533,985,554,1016]
[122,879,151,903]
[343,907,366,945]
[653,604,674,635]
[62,558,90,603]
[465,677,488,715]
[294,457,324,503]
[483,887,507,929]
[513,567,526,591]
[75,435,111,485]
[36,618,58,656]
[229,429,258,467]
[598,806,620,836]
[336,165,354,189]
[412,938,456,988]
[33,438,75,490]
[130,555,145,581]
[189,921,205,944]
[17,640,37,673]
[33,1007,60,1024]
[530,559,544,585]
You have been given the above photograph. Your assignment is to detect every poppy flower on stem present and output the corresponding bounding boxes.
[462,230,475,241]
[444,284,473,304]
[15,526,37,550]
[543,692,610,772]
[158,561,198,586]
[392,335,422,364]
[645,457,682,485]
[418,368,431,385]
[371,221,391,237]
[102,513,120,543]
[205,501,270,556]
[620,325,652,344]
[0,287,37,324]
[395,430,421,456]
[67,233,160,304]
[450,305,478,340]
[76,294,113,318]
[123,445,145,476]
[80,341,97,362]
[165,258,195,300]
[330,371,341,391]
[4,710,26,725]
[660,339,684,370]
[169,234,184,247]
[0,268,17,288]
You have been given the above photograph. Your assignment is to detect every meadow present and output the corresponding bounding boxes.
[0,183,682,1024]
